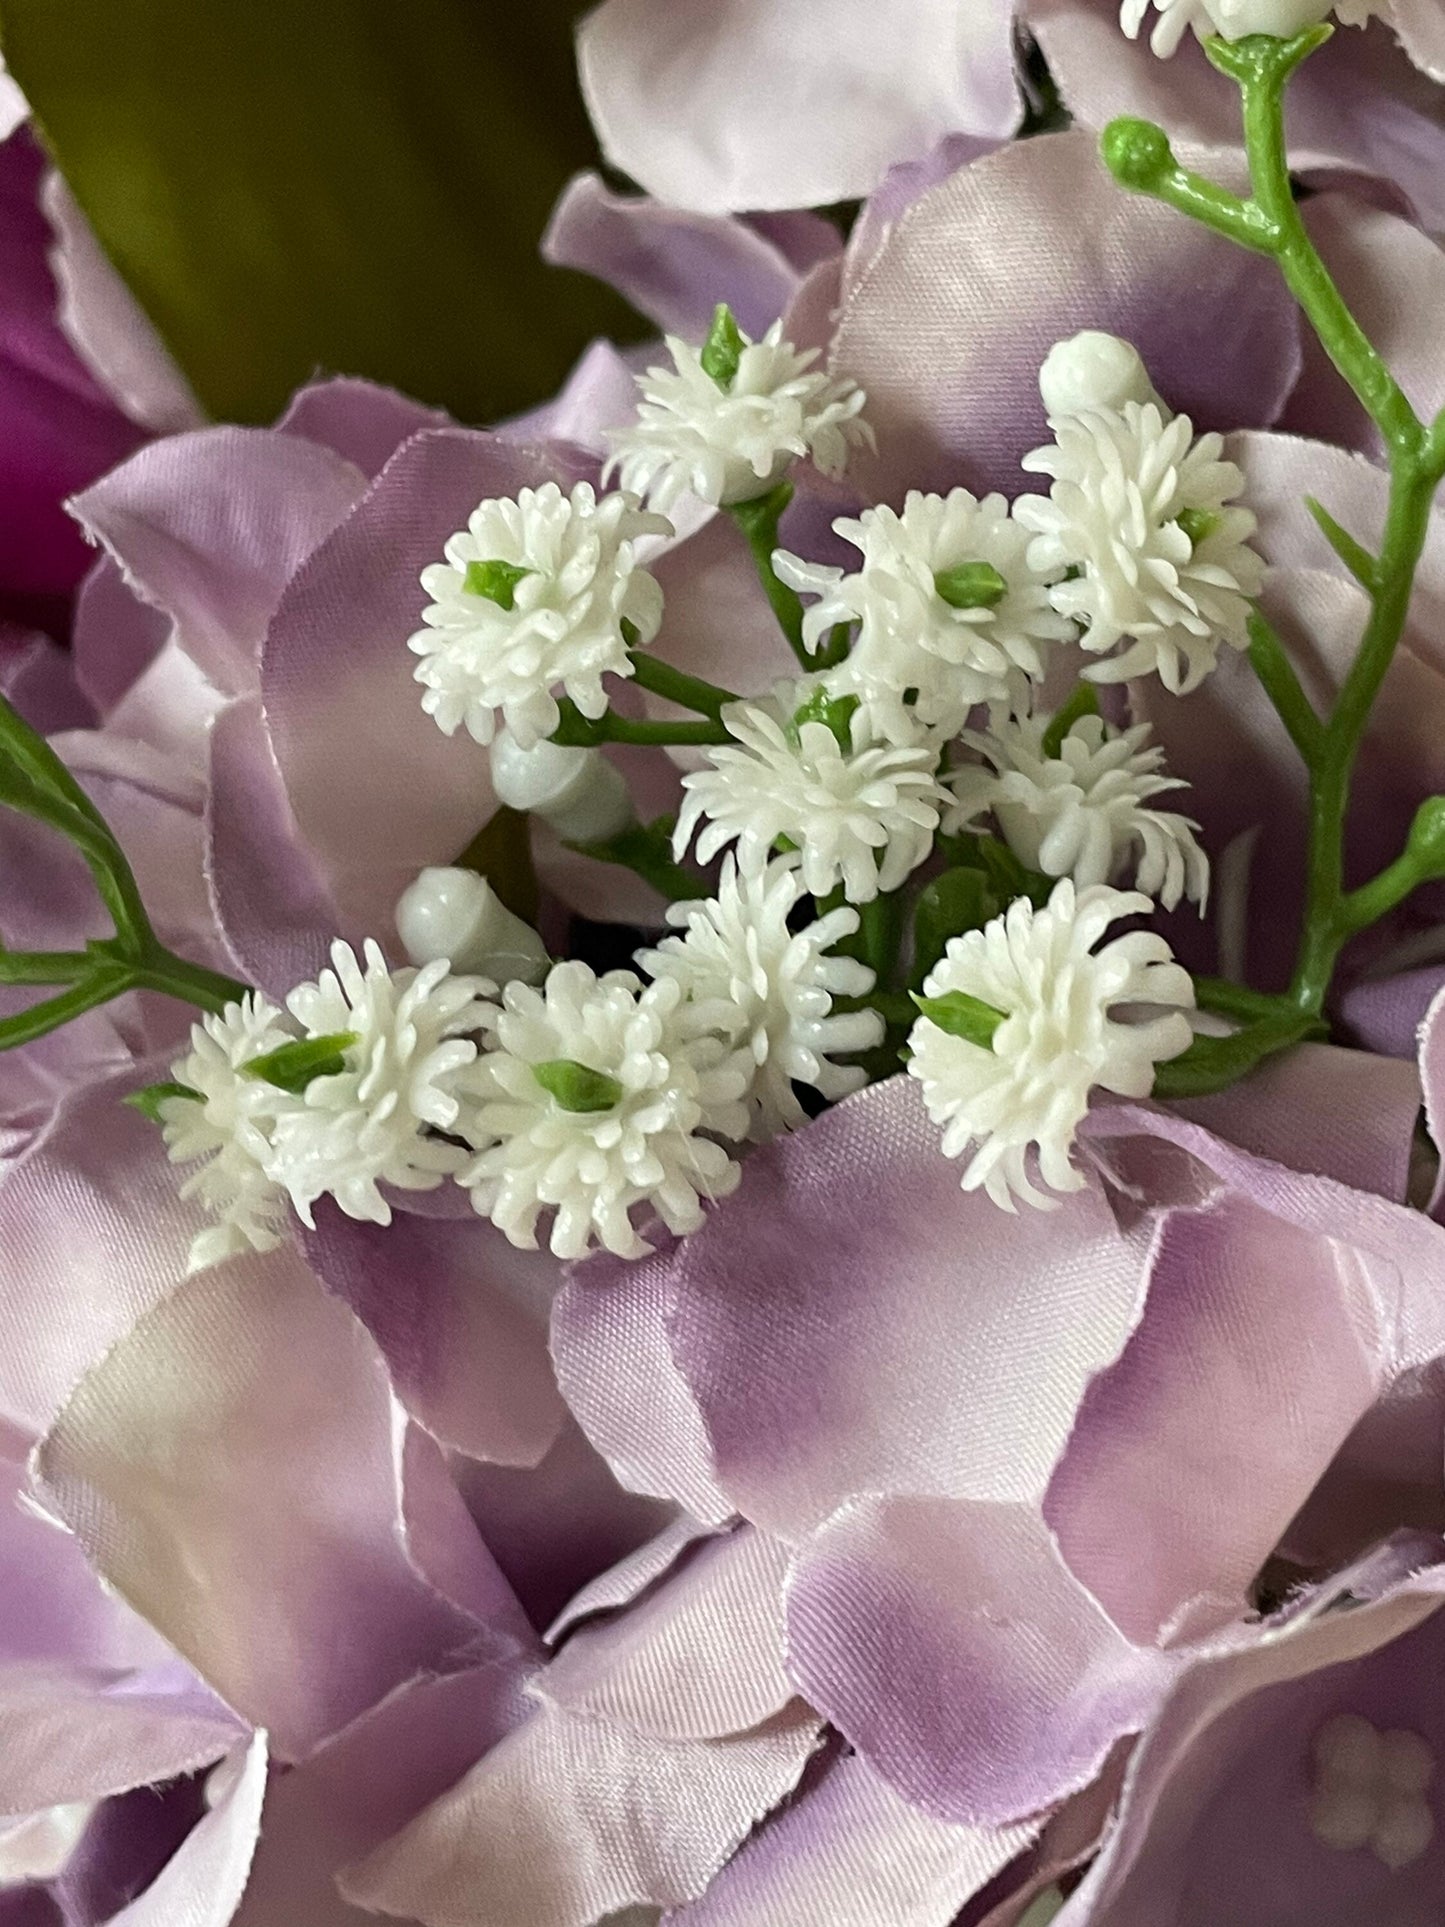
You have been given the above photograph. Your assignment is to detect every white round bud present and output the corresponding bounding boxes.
[1039,332,1161,421]
[395,867,548,984]
[1204,0,1335,36]
[489,731,635,843]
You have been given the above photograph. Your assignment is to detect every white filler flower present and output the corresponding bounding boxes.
[908,880,1195,1210]
[458,961,745,1260]
[946,711,1210,911]
[638,857,883,1140]
[268,940,494,1228]
[674,681,949,905]
[1015,401,1265,694]
[778,490,1073,742]
[605,319,871,512]
[161,993,299,1273]
[409,480,670,750]
[1123,0,1379,51]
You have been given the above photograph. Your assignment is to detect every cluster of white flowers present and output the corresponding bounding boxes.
[1122,0,1380,56]
[605,319,872,512]
[409,480,670,750]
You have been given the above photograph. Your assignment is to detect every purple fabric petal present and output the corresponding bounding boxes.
[498,338,645,458]
[399,1427,540,1647]
[276,378,450,481]
[260,429,584,941]
[1341,964,1445,1059]
[676,1751,1035,1927]
[577,0,1019,215]
[70,427,367,696]
[340,1701,821,1927]
[786,1495,1178,1826]
[40,173,202,440]
[0,630,95,734]
[660,1076,1156,1537]
[1045,1191,1387,1644]
[108,1733,266,1927]
[543,173,825,341]
[204,695,340,993]
[1027,0,1445,229]
[830,130,1300,503]
[301,1206,566,1467]
[536,1527,793,1741]
[35,1252,488,1760]
[0,130,144,629]
[232,1663,531,1927]
[545,1513,716,1643]
[70,556,170,719]
[1065,1550,1445,1924]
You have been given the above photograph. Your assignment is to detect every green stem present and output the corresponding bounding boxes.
[728,483,810,667]
[628,652,738,720]
[130,945,248,1016]
[1246,612,1323,762]
[0,947,91,987]
[0,967,136,1051]
[550,701,728,749]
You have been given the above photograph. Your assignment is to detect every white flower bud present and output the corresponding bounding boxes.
[1205,0,1335,34]
[1039,332,1161,421]
[395,867,548,984]
[489,732,635,844]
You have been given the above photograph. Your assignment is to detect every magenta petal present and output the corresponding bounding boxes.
[661,1077,1154,1537]
[1046,1192,1385,1645]
[787,1495,1177,1826]
[70,427,366,696]
[35,1253,485,1760]
[543,173,824,340]
[302,1207,566,1467]
[679,1751,1035,1927]
[832,130,1300,502]
[277,377,450,480]
[261,428,585,940]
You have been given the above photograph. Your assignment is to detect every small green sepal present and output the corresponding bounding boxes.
[933,561,1008,611]
[125,1079,202,1123]
[241,1032,357,1094]
[787,688,860,752]
[1175,506,1220,551]
[1040,684,1101,759]
[463,559,533,610]
[910,989,1006,1049]
[532,1058,624,1113]
[699,302,747,391]
[1203,25,1332,88]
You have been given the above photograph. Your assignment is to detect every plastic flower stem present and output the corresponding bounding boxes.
[549,699,728,749]
[727,482,811,667]
[627,652,738,719]
[1104,29,1445,1056]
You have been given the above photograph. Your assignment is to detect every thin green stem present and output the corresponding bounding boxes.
[628,652,738,719]
[0,968,136,1051]
[1246,611,1323,762]
[728,484,810,667]
[0,947,91,987]
[130,946,248,1016]
[550,701,728,749]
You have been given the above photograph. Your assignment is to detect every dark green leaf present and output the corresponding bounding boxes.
[125,1079,202,1123]
[241,1031,357,1093]
[532,1058,623,1113]
[0,0,644,424]
[453,807,539,924]
[911,868,999,988]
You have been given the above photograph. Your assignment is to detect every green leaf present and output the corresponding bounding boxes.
[933,561,1007,610]
[125,1079,202,1123]
[464,559,533,610]
[0,0,644,425]
[532,1058,623,1113]
[911,869,999,989]
[1151,1010,1319,1099]
[565,816,712,902]
[699,302,747,390]
[453,807,539,924]
[1040,683,1100,759]
[1304,496,1377,589]
[910,989,1006,1049]
[938,832,1054,910]
[241,1031,357,1093]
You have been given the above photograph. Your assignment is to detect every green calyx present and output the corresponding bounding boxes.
[464,558,533,610]
[125,1079,202,1123]
[699,302,747,391]
[1040,683,1101,759]
[933,561,1008,611]
[911,988,1006,1050]
[533,1058,624,1113]
[241,1032,358,1094]
[1175,506,1220,551]
[787,689,860,752]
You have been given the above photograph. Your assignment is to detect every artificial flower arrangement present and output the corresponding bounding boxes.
[4,0,1445,1921]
